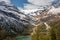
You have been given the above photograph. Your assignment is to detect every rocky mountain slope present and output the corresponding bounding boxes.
[51,0,60,8]
[0,1,34,38]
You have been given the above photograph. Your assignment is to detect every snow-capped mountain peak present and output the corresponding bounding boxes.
[0,0,11,4]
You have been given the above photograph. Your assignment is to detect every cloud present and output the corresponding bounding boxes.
[24,0,54,10]
[28,0,54,5]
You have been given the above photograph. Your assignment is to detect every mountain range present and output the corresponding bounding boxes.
[0,0,60,38]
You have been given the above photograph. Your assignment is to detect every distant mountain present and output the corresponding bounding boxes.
[51,0,60,8]
[27,5,60,25]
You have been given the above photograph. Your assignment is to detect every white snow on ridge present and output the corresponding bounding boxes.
[48,7,60,14]
[19,8,44,14]
[20,9,40,14]
[0,0,11,4]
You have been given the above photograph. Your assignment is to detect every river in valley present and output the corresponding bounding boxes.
[16,36,31,40]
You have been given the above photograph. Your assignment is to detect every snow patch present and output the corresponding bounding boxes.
[48,7,60,14]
